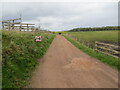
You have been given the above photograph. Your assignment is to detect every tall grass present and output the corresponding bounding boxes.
[2,31,55,88]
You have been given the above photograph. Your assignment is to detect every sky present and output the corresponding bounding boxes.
[1,0,119,31]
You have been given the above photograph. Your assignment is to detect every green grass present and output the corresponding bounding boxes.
[2,30,55,88]
[64,31,118,43]
[64,35,120,71]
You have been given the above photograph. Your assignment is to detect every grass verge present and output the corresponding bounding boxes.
[2,30,55,88]
[64,35,120,71]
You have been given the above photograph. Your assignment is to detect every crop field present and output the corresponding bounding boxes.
[64,31,118,48]
[2,31,55,88]
[67,31,118,42]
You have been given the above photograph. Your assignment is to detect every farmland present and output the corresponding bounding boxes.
[63,31,118,48]
[2,31,55,88]
[65,31,118,43]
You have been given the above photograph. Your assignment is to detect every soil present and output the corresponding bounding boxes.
[27,35,118,88]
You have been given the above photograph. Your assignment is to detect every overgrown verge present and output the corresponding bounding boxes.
[2,31,55,88]
[64,35,120,71]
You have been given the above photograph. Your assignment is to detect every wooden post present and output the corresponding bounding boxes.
[95,41,98,51]
[8,21,10,31]
[95,41,96,50]
[2,22,4,30]
[20,23,22,31]
[27,24,29,31]
[87,41,89,48]
[7,22,9,30]
[12,20,14,30]
[20,18,22,31]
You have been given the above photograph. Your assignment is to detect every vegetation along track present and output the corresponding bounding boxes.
[2,31,55,88]
[27,35,118,88]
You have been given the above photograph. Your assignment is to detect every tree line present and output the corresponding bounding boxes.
[69,26,119,32]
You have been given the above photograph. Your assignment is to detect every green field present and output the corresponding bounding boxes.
[66,31,118,42]
[63,31,118,48]
[2,31,55,88]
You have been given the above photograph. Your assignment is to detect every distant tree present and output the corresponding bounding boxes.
[68,26,118,32]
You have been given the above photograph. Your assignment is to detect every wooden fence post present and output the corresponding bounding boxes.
[95,41,97,51]
[2,22,4,30]
[12,20,14,30]
[8,21,10,31]
[20,23,22,31]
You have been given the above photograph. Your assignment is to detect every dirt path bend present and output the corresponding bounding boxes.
[27,35,118,88]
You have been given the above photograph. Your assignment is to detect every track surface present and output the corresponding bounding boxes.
[27,35,118,88]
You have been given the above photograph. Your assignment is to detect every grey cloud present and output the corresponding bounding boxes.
[2,2,118,31]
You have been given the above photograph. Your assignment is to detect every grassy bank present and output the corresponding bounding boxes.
[64,35,120,71]
[2,31,55,88]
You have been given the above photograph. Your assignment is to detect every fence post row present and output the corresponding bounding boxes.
[95,41,119,58]
[2,18,35,32]
[66,36,119,58]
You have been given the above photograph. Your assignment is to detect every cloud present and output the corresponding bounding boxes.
[1,2,118,31]
[1,0,119,2]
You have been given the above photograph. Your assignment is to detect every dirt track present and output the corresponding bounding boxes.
[27,35,118,88]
